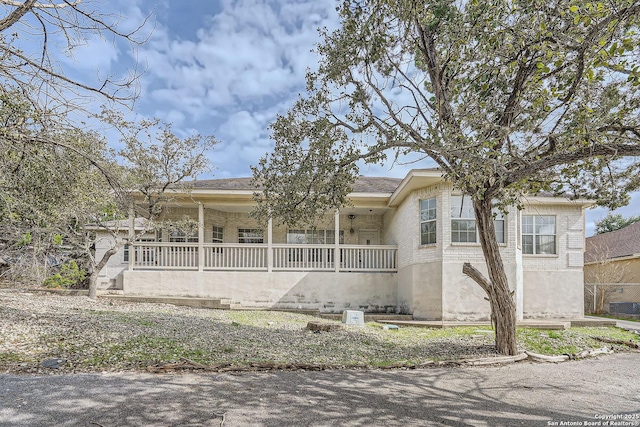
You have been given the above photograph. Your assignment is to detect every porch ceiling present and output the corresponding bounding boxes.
[162,192,395,215]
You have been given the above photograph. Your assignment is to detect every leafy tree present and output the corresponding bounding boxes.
[594,213,640,234]
[0,2,154,290]
[0,92,216,298]
[253,0,640,354]
[0,89,118,285]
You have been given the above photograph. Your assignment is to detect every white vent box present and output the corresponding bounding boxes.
[342,310,365,326]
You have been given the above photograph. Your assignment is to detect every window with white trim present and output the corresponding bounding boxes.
[450,195,505,244]
[420,198,437,245]
[238,228,263,244]
[451,195,476,243]
[169,230,198,243]
[522,215,556,254]
[287,229,344,262]
[212,225,224,243]
[286,229,344,245]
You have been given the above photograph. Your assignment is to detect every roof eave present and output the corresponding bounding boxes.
[388,169,444,207]
[522,196,595,207]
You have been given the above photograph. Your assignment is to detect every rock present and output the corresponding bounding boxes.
[306,321,343,332]
[40,358,66,369]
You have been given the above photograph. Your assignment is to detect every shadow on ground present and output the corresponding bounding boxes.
[2,353,639,426]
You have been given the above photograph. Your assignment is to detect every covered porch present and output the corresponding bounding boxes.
[127,192,398,273]
[114,179,400,312]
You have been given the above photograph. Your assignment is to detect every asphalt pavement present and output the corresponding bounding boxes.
[1,353,639,426]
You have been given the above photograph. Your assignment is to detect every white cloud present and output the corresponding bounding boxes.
[59,35,119,73]
[137,0,338,114]
[123,0,339,178]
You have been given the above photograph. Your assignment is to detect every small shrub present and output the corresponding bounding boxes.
[43,260,86,289]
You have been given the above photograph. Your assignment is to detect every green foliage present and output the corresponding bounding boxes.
[517,327,639,355]
[0,89,119,230]
[16,232,31,246]
[43,261,87,289]
[594,213,640,234]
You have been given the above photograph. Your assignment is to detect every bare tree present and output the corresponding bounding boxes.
[0,0,149,110]
[78,111,217,299]
[585,245,631,314]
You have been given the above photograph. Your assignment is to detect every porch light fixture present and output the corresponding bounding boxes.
[348,214,356,235]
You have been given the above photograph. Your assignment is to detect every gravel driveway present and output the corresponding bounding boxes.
[1,353,639,426]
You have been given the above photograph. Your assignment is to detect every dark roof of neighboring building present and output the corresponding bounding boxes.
[189,176,404,193]
[585,221,640,263]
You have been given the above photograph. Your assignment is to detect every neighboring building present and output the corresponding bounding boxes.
[95,169,590,320]
[584,221,640,311]
[585,221,640,276]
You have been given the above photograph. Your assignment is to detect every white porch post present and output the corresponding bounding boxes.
[267,217,273,272]
[198,203,204,272]
[334,210,340,273]
[128,207,135,271]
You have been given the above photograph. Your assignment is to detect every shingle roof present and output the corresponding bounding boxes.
[190,176,404,193]
[585,221,640,263]
[191,177,256,190]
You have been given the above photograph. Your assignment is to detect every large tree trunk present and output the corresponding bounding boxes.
[88,246,118,300]
[88,271,99,300]
[463,197,517,356]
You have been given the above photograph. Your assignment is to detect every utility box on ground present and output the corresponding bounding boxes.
[342,310,365,326]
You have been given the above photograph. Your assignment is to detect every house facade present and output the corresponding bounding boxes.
[95,169,589,320]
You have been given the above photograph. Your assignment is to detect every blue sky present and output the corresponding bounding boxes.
[54,0,638,235]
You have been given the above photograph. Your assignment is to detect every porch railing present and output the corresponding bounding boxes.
[130,243,397,272]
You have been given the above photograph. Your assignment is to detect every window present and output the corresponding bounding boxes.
[420,198,437,245]
[287,229,344,262]
[238,228,264,244]
[286,229,344,245]
[169,229,198,243]
[212,225,224,243]
[168,229,198,261]
[494,213,505,244]
[450,195,505,244]
[451,195,476,243]
[522,215,556,254]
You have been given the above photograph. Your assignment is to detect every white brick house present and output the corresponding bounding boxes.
[95,169,589,320]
